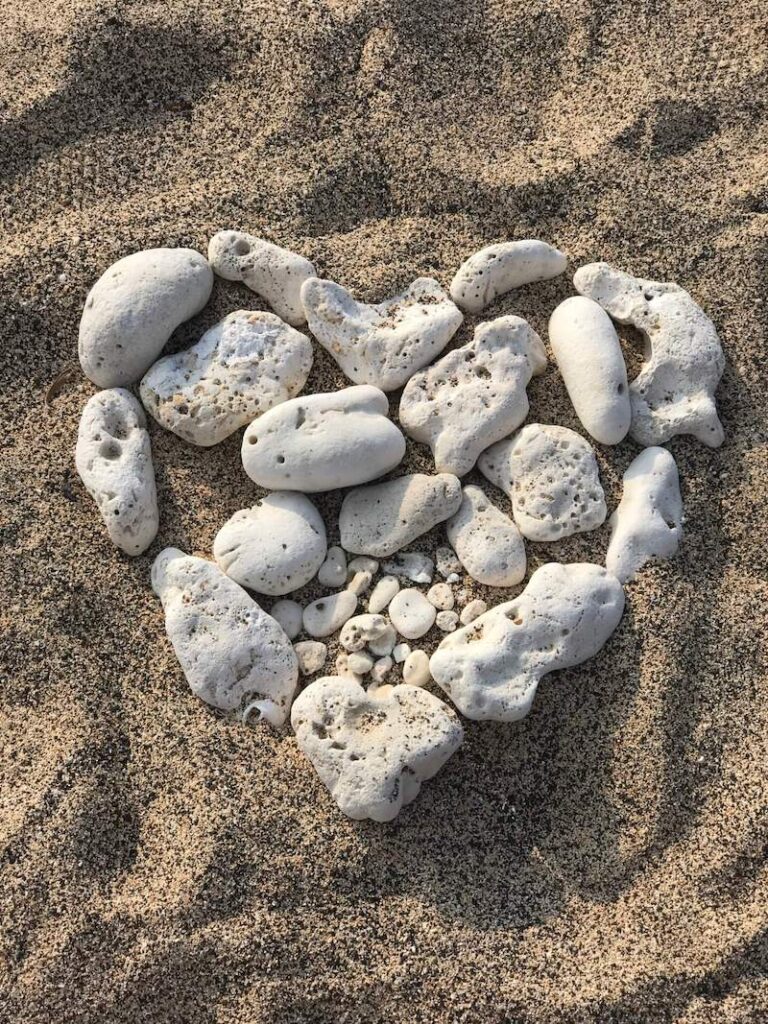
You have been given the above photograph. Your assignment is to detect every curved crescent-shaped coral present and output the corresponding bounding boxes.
[449,239,567,313]
[574,262,725,447]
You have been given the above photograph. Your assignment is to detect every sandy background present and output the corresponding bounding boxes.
[2,0,768,1021]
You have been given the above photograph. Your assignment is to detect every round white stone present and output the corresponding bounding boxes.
[436,610,459,632]
[347,651,374,675]
[295,640,328,676]
[389,589,436,640]
[427,583,454,610]
[403,650,431,687]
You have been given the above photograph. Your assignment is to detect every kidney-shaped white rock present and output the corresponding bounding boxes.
[399,315,547,476]
[140,310,312,446]
[548,295,631,445]
[339,473,462,558]
[291,676,463,821]
[151,548,298,724]
[213,492,327,596]
[301,276,463,391]
[242,385,405,492]
[479,423,607,541]
[606,447,683,583]
[574,262,725,447]
[447,485,526,587]
[79,248,213,387]
[208,230,316,326]
[430,563,624,721]
[450,239,567,314]
[75,389,159,555]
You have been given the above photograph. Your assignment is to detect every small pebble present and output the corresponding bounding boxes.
[382,552,434,584]
[317,546,347,588]
[368,575,400,613]
[340,614,389,652]
[336,652,361,679]
[348,651,374,675]
[427,583,454,610]
[460,599,488,625]
[436,610,459,632]
[393,642,411,664]
[389,589,436,640]
[446,573,461,584]
[303,591,358,638]
[403,650,431,687]
[294,640,328,676]
[270,599,304,640]
[348,570,373,595]
[435,545,462,578]
[368,623,397,657]
[370,656,393,685]
[348,556,379,576]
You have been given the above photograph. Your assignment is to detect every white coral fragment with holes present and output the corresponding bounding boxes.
[430,563,624,721]
[447,485,526,587]
[606,446,683,583]
[208,230,316,326]
[301,276,463,391]
[399,315,547,476]
[574,262,725,447]
[291,676,463,821]
[75,389,159,555]
[449,239,567,313]
[140,310,313,446]
[151,548,298,723]
[478,423,607,541]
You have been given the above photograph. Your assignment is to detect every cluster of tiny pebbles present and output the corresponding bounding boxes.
[74,231,722,821]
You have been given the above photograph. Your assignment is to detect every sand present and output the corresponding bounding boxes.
[1,0,767,1020]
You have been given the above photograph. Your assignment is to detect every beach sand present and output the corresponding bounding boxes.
[1,1,767,1020]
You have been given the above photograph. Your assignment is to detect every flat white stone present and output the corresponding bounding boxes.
[446,485,526,587]
[213,492,326,596]
[270,599,303,640]
[574,262,725,447]
[430,562,624,721]
[301,276,463,391]
[450,239,567,314]
[303,591,358,638]
[389,588,436,640]
[459,599,487,625]
[208,230,316,326]
[347,556,379,576]
[548,296,630,445]
[291,676,463,821]
[79,248,213,387]
[242,385,405,492]
[75,389,158,555]
[347,651,374,675]
[140,310,313,446]
[606,447,683,583]
[347,570,373,596]
[435,546,462,579]
[368,623,397,657]
[436,610,459,632]
[381,553,434,584]
[393,642,411,664]
[368,576,400,613]
[427,583,454,610]
[479,423,606,541]
[295,640,328,676]
[317,546,347,588]
[403,650,431,687]
[340,473,462,557]
[399,315,547,475]
[151,548,298,723]
[339,614,389,652]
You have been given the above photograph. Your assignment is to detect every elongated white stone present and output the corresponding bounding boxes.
[213,492,326,596]
[548,296,630,444]
[402,650,431,687]
[242,385,405,492]
[574,262,725,447]
[450,240,567,313]
[446,485,526,586]
[303,591,358,638]
[339,473,462,557]
[75,389,158,555]
[430,563,624,721]
[140,310,313,446]
[301,276,463,391]
[151,548,298,723]
[79,249,213,387]
[459,599,487,625]
[478,423,606,541]
[606,447,683,583]
[389,589,436,640]
[368,576,400,613]
[399,315,547,475]
[291,676,463,821]
[208,230,316,326]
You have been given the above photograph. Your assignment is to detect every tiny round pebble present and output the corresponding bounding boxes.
[436,609,459,632]
[427,582,454,610]
[403,649,431,687]
[460,598,488,625]
[294,640,327,675]
[389,588,436,640]
[270,599,303,640]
